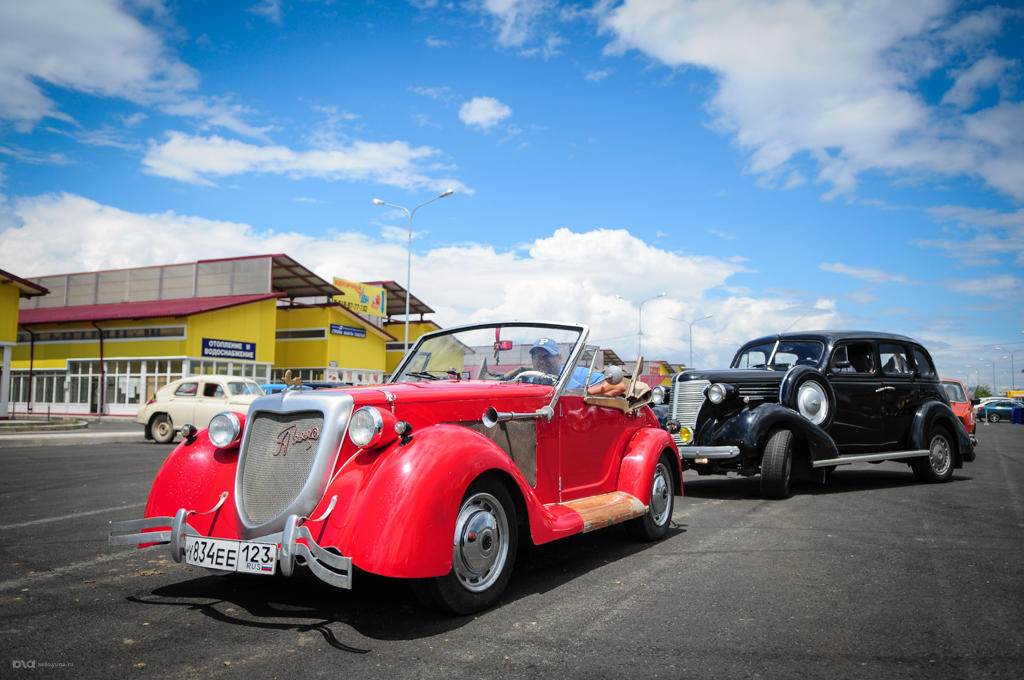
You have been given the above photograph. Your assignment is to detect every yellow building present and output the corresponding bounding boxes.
[10,255,434,417]
[1,269,49,419]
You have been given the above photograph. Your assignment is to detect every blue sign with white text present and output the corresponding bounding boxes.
[202,338,256,360]
[330,324,366,339]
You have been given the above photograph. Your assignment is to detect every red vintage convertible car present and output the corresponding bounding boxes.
[109,322,681,614]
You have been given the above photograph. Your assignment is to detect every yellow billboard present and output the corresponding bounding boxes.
[333,278,386,318]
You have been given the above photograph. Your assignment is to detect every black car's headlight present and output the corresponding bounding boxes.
[208,412,241,448]
[707,383,736,404]
[651,385,668,405]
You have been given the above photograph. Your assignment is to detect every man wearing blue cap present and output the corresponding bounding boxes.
[510,338,627,396]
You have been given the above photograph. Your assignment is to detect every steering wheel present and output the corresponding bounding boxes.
[513,370,557,385]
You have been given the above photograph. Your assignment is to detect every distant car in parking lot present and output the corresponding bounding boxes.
[137,376,265,443]
[979,399,1024,424]
[941,378,976,437]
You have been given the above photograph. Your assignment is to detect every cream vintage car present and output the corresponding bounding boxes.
[136,376,265,443]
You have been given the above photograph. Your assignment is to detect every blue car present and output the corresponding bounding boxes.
[979,399,1024,423]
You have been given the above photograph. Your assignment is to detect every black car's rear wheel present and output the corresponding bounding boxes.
[912,426,954,483]
[626,455,675,541]
[412,478,518,615]
[760,429,794,499]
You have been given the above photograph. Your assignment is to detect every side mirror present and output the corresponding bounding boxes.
[830,360,852,373]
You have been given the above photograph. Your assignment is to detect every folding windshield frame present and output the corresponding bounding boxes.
[388,320,591,400]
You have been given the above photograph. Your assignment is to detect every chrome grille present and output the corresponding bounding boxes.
[671,379,709,446]
[239,410,324,525]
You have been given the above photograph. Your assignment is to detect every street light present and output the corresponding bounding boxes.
[638,293,666,357]
[372,189,454,352]
[996,347,1022,390]
[684,314,713,368]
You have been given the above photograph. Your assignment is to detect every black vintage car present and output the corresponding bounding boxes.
[659,331,975,499]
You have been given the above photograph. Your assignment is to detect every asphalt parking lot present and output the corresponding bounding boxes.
[1,423,1022,679]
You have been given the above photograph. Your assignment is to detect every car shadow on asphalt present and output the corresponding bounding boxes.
[682,468,973,499]
[125,522,685,649]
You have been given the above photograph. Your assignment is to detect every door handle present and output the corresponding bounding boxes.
[875,386,895,392]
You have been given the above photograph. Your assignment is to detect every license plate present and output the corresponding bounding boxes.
[184,535,278,575]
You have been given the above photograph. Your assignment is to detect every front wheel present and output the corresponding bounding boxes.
[626,456,675,541]
[760,429,794,499]
[411,479,518,615]
[150,414,175,444]
[912,426,954,483]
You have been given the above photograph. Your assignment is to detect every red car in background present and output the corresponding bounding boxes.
[941,378,977,441]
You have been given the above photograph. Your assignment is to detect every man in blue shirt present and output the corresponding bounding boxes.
[520,338,627,396]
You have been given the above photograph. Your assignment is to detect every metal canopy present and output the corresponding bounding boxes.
[362,280,435,318]
[268,255,342,299]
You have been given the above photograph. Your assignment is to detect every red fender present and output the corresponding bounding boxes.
[320,424,532,579]
[616,427,681,502]
[142,414,247,541]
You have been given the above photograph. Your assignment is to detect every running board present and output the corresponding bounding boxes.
[555,492,646,533]
[812,449,928,468]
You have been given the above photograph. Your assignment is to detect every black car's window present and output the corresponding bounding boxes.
[831,342,874,374]
[879,343,911,376]
[912,347,936,378]
[733,341,823,369]
[174,382,198,397]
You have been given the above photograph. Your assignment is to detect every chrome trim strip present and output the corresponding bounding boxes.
[812,449,929,468]
[680,446,740,459]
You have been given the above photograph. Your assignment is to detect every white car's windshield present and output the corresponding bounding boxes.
[391,323,594,387]
[228,381,265,396]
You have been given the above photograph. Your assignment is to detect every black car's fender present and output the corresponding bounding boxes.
[779,366,836,429]
[712,403,839,464]
[911,400,974,466]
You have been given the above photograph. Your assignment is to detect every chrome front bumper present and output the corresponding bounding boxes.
[108,507,352,589]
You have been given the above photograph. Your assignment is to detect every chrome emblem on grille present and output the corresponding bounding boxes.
[274,424,320,456]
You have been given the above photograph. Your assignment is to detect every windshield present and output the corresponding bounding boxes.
[941,381,967,403]
[733,340,825,370]
[228,381,265,396]
[390,322,593,386]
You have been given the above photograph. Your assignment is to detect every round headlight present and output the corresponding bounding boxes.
[707,383,729,404]
[349,406,384,448]
[651,385,667,405]
[208,412,241,448]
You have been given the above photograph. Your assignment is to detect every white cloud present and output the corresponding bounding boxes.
[0,0,264,138]
[943,274,1021,298]
[0,192,798,365]
[597,0,1024,200]
[820,263,910,284]
[141,131,471,193]
[921,204,1024,267]
[459,97,513,130]
[248,0,282,25]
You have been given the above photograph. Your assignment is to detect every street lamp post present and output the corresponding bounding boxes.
[638,293,666,358]
[372,189,454,352]
[685,314,713,368]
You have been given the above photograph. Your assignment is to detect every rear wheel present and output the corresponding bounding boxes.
[151,414,175,444]
[988,413,1001,423]
[760,429,793,499]
[411,478,518,615]
[626,456,675,541]
[912,426,954,483]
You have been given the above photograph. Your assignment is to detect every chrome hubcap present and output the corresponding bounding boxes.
[797,381,828,425]
[452,492,509,593]
[650,463,671,526]
[929,434,952,475]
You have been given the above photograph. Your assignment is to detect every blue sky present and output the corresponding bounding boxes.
[1,0,1022,391]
